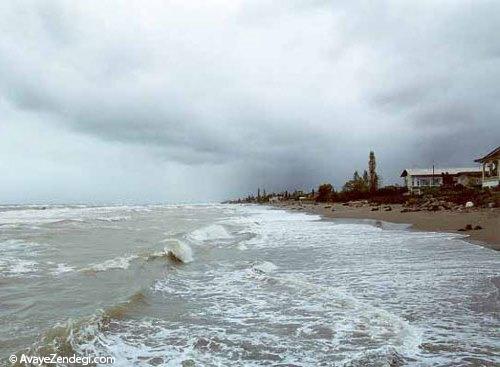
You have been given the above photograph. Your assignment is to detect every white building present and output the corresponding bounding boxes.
[475,146,500,188]
[400,167,482,193]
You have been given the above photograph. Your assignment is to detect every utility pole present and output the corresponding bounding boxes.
[432,163,435,187]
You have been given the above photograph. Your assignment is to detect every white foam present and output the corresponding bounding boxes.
[10,204,500,366]
[251,261,277,274]
[96,216,129,222]
[187,224,232,242]
[0,205,135,226]
[165,240,193,263]
[52,263,76,276]
[83,255,138,273]
[237,243,248,251]
[0,239,43,277]
[6,259,38,275]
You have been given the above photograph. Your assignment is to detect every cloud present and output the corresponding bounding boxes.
[0,0,499,202]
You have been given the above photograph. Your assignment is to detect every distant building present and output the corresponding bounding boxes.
[475,146,500,188]
[400,167,482,193]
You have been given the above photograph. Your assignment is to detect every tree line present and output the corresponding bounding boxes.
[226,151,407,204]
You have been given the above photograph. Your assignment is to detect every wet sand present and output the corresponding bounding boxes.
[272,202,500,250]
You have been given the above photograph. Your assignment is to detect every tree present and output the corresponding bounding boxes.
[362,170,369,186]
[368,151,378,193]
[343,170,369,193]
[353,171,361,181]
[317,183,334,202]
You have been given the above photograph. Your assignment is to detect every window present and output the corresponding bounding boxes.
[419,178,430,186]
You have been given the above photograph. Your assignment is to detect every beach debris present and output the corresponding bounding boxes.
[465,201,474,208]
[384,206,392,211]
[402,196,466,212]
[343,200,369,208]
[371,207,379,211]
[473,225,482,230]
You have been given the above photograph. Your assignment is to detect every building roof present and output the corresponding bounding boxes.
[474,146,500,163]
[400,167,481,177]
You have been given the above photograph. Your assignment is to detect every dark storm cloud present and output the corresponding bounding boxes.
[0,0,499,202]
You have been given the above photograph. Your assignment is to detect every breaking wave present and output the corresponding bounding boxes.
[17,291,150,364]
[251,261,277,274]
[51,263,76,276]
[163,239,194,263]
[81,255,139,274]
[95,216,129,222]
[78,240,193,276]
[0,239,43,277]
[2,259,38,277]
[149,257,421,366]
[187,224,232,242]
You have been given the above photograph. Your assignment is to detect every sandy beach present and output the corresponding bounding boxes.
[272,201,500,250]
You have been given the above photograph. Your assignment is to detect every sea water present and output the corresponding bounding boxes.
[0,204,498,366]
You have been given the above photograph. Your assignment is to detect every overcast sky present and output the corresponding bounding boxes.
[1,0,499,204]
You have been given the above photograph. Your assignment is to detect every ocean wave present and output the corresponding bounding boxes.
[0,205,137,227]
[51,263,76,276]
[0,239,43,277]
[81,255,139,274]
[17,291,151,365]
[236,243,248,251]
[100,291,150,325]
[251,261,277,274]
[163,239,194,263]
[95,216,129,222]
[1,259,39,277]
[79,240,194,275]
[187,224,232,242]
[150,257,422,365]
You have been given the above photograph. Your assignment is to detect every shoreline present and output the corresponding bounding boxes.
[270,202,500,251]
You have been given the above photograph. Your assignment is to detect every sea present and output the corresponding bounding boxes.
[0,204,498,366]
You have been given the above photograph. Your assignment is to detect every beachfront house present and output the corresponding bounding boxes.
[400,167,482,194]
[475,146,500,188]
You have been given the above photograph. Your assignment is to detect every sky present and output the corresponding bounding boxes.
[1,0,499,204]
